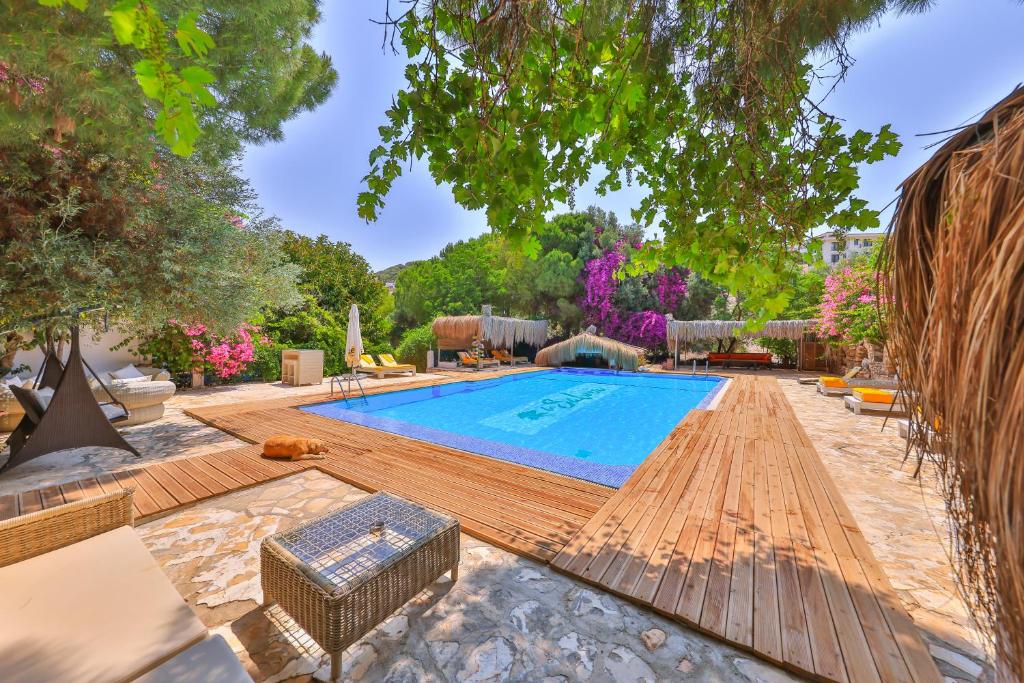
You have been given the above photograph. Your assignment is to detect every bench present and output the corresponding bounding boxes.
[707,352,773,369]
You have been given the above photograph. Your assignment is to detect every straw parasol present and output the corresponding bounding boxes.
[430,307,548,351]
[344,304,363,369]
[534,327,646,371]
[883,86,1024,677]
[665,319,815,345]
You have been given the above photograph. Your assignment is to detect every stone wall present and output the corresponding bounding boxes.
[837,341,895,379]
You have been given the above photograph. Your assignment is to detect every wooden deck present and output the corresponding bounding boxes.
[0,372,940,682]
[552,375,940,682]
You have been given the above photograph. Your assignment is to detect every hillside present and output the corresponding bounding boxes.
[375,261,420,283]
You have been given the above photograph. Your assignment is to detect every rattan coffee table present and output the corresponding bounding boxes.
[261,492,460,681]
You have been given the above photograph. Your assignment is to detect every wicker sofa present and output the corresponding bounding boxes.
[1,366,175,433]
[92,367,177,427]
[0,489,252,683]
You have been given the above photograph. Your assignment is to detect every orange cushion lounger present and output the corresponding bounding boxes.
[820,376,848,389]
[853,388,896,404]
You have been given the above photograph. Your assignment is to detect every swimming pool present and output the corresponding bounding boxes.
[302,368,725,488]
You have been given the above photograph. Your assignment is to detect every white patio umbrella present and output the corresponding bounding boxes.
[344,303,364,369]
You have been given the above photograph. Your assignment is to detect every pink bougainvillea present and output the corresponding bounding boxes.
[818,266,886,344]
[180,322,268,379]
[579,241,688,349]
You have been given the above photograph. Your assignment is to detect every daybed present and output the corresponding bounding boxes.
[0,489,252,683]
[707,352,773,369]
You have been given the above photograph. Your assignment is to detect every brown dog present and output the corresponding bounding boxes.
[262,435,329,461]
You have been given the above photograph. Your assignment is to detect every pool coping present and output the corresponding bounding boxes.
[300,368,725,489]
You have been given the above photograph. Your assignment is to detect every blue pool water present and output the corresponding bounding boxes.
[302,368,724,488]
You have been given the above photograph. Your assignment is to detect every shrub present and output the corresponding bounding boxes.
[395,324,435,372]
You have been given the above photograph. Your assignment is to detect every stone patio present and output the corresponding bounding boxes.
[138,469,806,683]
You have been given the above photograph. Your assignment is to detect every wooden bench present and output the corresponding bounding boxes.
[707,352,773,369]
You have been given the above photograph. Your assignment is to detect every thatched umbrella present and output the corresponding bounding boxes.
[883,86,1024,677]
[534,327,646,371]
[430,307,548,364]
[665,319,817,369]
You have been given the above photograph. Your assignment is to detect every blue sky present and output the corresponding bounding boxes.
[241,0,1024,272]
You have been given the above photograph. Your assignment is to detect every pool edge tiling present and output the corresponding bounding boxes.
[300,368,723,488]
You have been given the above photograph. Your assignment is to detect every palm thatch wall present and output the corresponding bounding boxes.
[431,314,548,350]
[666,319,815,344]
[883,86,1024,677]
[534,331,646,371]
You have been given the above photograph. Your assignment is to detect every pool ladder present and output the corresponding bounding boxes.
[691,360,709,376]
[329,373,366,404]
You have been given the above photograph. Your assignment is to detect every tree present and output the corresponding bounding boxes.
[392,235,507,334]
[361,1,903,324]
[1,0,336,336]
[257,233,395,374]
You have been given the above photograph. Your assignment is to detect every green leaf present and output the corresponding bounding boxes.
[105,0,138,44]
[175,11,215,57]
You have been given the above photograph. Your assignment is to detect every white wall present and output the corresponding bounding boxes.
[12,327,141,378]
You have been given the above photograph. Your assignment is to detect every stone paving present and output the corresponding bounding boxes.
[138,470,806,683]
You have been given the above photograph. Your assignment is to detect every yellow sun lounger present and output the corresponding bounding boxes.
[816,367,862,396]
[378,353,416,373]
[355,353,415,377]
[845,388,907,416]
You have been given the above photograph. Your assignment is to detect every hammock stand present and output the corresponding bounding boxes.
[2,326,139,473]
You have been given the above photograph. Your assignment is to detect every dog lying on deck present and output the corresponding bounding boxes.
[262,435,329,461]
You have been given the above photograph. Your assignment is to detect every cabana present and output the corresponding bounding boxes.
[430,305,548,366]
[534,328,646,371]
[665,318,818,369]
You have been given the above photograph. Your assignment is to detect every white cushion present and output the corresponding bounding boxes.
[28,386,54,411]
[110,375,151,384]
[134,634,252,683]
[0,525,207,683]
[109,363,146,380]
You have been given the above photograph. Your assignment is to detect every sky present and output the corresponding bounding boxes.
[241,0,1024,272]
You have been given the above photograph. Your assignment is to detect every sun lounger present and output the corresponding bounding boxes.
[457,351,500,369]
[378,353,417,374]
[355,353,415,378]
[492,349,527,365]
[844,388,907,416]
[815,367,862,396]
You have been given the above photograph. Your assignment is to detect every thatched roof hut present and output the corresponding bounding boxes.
[430,307,548,350]
[665,319,816,345]
[884,86,1024,677]
[534,328,646,371]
